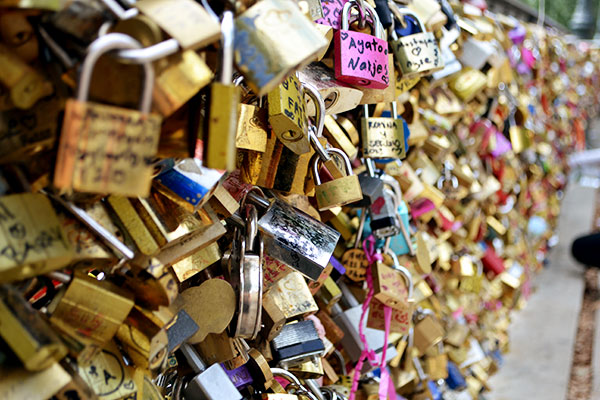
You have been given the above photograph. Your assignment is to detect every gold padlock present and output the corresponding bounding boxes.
[312,148,362,211]
[268,73,310,155]
[50,270,135,347]
[205,12,240,171]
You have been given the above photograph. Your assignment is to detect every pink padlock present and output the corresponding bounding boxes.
[334,1,390,89]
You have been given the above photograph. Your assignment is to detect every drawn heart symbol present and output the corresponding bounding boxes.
[411,47,422,57]
[340,31,349,41]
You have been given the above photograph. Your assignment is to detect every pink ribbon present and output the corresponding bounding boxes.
[349,235,394,400]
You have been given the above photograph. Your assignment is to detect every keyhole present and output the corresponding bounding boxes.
[324,91,338,109]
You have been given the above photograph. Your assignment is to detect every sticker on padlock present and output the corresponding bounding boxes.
[334,1,390,89]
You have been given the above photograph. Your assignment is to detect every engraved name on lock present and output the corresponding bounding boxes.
[334,2,390,89]
[390,9,443,78]
[361,118,405,159]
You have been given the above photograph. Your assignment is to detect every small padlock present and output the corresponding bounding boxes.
[334,1,390,89]
[54,33,162,197]
[179,343,243,400]
[389,6,443,78]
[371,249,413,310]
[361,102,406,160]
[312,148,363,211]
[205,11,241,171]
[413,309,444,355]
[268,73,310,155]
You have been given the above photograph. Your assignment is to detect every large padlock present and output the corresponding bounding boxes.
[312,148,362,210]
[361,102,406,160]
[246,191,340,281]
[389,6,443,78]
[234,0,328,95]
[334,1,390,89]
[54,33,162,197]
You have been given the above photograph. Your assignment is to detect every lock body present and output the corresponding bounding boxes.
[361,117,406,159]
[334,29,390,89]
[258,199,340,281]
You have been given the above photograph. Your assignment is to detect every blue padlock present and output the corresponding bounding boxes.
[154,158,222,209]
[445,361,467,390]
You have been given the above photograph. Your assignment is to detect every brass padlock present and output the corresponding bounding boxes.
[413,309,444,355]
[268,73,310,155]
[50,270,135,348]
[312,148,362,211]
[361,103,406,160]
[205,12,241,171]
[54,33,162,197]
[135,0,220,50]
[0,193,74,283]
[0,284,68,371]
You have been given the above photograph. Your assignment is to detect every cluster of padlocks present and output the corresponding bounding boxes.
[0,0,598,399]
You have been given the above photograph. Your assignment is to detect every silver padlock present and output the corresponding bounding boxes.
[247,192,340,281]
[229,204,263,340]
[180,343,243,400]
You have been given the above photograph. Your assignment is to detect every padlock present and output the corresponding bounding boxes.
[270,320,325,367]
[77,340,139,400]
[413,309,444,355]
[268,73,309,155]
[109,14,213,118]
[425,341,448,381]
[0,284,68,371]
[0,193,74,283]
[247,191,340,282]
[371,249,413,310]
[334,1,390,88]
[205,11,241,171]
[49,270,135,348]
[312,148,363,211]
[298,62,364,115]
[54,33,162,197]
[361,102,406,160]
[135,0,220,50]
[234,0,328,95]
[368,174,402,239]
[228,204,263,340]
[262,270,318,320]
[389,6,443,79]
[0,42,53,109]
[179,343,243,400]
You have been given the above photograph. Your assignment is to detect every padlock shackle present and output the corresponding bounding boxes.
[388,2,427,35]
[116,38,180,63]
[100,0,139,20]
[220,11,235,84]
[311,147,354,186]
[78,33,155,113]
[302,82,326,143]
[342,0,383,39]
[383,248,413,300]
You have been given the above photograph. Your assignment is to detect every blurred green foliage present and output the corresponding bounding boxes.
[519,0,578,28]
